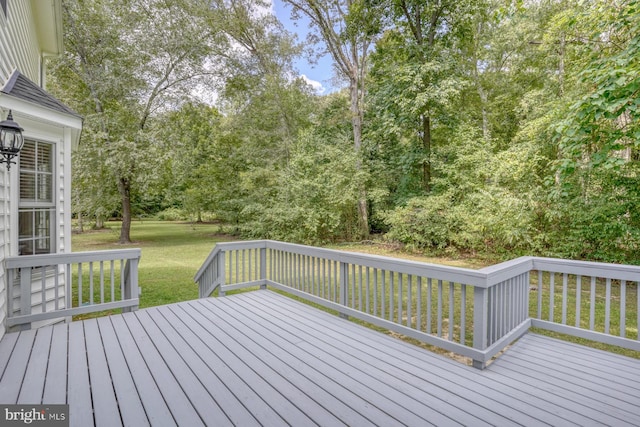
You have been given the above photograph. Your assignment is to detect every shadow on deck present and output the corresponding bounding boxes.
[0,290,639,426]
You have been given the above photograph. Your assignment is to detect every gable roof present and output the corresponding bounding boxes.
[1,70,81,118]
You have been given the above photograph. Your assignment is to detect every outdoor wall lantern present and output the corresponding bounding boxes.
[0,110,24,170]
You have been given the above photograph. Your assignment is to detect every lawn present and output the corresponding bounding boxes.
[73,220,234,309]
[73,220,489,310]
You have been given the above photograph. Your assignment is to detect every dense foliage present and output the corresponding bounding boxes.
[50,0,640,263]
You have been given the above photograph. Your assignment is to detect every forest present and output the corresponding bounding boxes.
[49,0,640,263]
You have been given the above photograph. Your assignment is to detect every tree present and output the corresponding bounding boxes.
[51,0,219,242]
[282,0,384,238]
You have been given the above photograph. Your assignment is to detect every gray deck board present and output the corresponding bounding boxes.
[191,298,431,427]
[167,303,317,426]
[0,329,36,403]
[84,319,122,427]
[67,321,94,427]
[95,316,149,427]
[241,291,583,426]
[18,327,51,403]
[108,315,176,427]
[0,289,639,427]
[120,311,205,427]
[42,323,67,404]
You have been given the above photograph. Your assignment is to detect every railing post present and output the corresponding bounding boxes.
[218,251,226,297]
[339,261,348,319]
[260,247,267,290]
[472,286,489,369]
[122,258,139,313]
[19,267,32,330]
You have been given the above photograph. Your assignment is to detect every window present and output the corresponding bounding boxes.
[18,140,55,255]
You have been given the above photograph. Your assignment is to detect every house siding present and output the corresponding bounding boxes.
[0,1,55,340]
[0,1,40,83]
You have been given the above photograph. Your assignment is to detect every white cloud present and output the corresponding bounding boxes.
[301,74,325,94]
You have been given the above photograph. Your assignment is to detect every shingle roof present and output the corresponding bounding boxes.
[1,69,81,118]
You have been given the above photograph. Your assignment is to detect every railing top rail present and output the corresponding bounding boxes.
[198,240,488,286]
[196,239,640,287]
[479,257,534,286]
[194,241,269,282]
[5,248,142,269]
[531,257,640,281]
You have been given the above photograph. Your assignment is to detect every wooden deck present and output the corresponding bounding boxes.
[0,290,638,426]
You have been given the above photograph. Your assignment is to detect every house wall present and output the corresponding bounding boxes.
[0,1,53,341]
[7,117,73,330]
[0,1,40,83]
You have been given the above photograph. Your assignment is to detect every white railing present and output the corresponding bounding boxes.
[195,241,640,368]
[6,249,141,330]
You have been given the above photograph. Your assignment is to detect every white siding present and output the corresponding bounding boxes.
[0,1,76,338]
[0,1,40,83]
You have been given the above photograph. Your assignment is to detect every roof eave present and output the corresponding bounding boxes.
[31,0,64,56]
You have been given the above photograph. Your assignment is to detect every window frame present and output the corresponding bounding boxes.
[18,139,57,256]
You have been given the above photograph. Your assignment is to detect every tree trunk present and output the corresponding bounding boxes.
[78,212,84,233]
[422,114,432,193]
[350,78,369,239]
[118,177,132,243]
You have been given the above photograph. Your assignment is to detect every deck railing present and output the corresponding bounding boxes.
[195,241,640,368]
[6,249,141,331]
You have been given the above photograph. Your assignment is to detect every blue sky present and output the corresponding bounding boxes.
[271,0,337,94]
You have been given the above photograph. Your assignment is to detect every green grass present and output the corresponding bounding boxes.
[73,220,233,311]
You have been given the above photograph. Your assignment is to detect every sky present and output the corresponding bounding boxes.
[270,0,337,94]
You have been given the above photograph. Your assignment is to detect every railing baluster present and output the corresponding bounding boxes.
[365,267,370,313]
[620,280,626,338]
[381,270,386,320]
[549,273,555,322]
[78,263,83,307]
[417,277,422,332]
[373,269,378,316]
[120,260,125,299]
[397,274,402,324]
[407,274,412,328]
[437,279,443,338]
[537,270,542,319]
[605,278,611,334]
[358,265,363,311]
[449,281,455,341]
[110,260,115,302]
[575,275,582,328]
[590,276,596,330]
[54,266,60,311]
[561,273,568,324]
[100,261,105,304]
[41,266,47,313]
[389,273,394,322]
[460,284,466,345]
[351,264,356,308]
[66,263,72,310]
[426,278,432,334]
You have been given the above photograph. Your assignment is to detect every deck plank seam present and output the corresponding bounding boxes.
[125,311,209,427]
[175,302,321,426]
[144,306,258,426]
[220,294,514,427]
[241,291,606,427]
[115,313,183,427]
[197,297,436,427]
[160,303,286,427]
[239,293,584,427]
[186,300,348,427]
[486,359,640,425]
[107,315,177,426]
